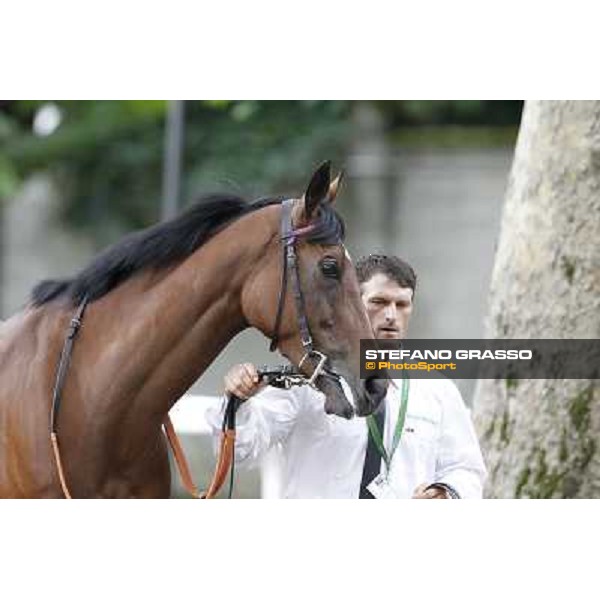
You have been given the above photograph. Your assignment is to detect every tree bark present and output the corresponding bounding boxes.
[472,101,600,498]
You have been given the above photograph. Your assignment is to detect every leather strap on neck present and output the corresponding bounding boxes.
[50,296,89,434]
[50,296,89,499]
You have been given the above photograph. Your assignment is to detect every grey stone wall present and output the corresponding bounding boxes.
[2,175,94,316]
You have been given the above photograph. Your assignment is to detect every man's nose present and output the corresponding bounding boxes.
[384,304,397,321]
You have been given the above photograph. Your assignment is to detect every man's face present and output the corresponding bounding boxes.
[360,273,414,340]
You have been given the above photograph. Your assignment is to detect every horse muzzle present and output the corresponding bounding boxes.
[355,375,387,417]
[317,372,387,419]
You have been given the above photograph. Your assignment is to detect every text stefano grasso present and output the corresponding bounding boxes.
[364,349,533,361]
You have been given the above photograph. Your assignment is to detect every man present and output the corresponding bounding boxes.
[206,254,486,498]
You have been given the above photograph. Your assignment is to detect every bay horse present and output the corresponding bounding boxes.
[0,162,386,498]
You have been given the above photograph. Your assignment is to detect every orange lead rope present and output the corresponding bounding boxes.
[163,394,241,500]
[163,416,202,498]
[162,414,237,500]
[201,429,237,499]
[51,410,236,499]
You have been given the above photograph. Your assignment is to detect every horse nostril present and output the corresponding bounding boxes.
[319,318,335,329]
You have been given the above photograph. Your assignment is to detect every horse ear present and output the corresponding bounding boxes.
[302,161,331,220]
[327,170,344,204]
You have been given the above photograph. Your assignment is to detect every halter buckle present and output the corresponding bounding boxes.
[299,350,328,387]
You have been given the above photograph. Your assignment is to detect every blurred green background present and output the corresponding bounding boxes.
[0,100,522,245]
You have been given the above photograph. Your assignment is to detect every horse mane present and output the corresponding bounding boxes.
[31,193,345,308]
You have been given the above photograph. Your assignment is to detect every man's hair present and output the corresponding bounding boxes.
[355,254,417,292]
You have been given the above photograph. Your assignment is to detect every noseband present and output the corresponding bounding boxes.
[268,199,337,386]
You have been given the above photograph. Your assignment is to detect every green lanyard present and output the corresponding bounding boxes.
[365,374,410,474]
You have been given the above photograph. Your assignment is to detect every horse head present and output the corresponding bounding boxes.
[242,162,387,418]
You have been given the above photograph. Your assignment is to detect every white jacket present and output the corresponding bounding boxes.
[206,377,487,498]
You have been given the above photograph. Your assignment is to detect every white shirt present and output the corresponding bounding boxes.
[206,377,487,499]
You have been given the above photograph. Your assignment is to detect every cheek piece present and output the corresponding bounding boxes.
[269,199,342,388]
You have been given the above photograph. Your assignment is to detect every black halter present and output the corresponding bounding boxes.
[269,199,331,385]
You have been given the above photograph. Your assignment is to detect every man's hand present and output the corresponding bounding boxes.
[412,483,450,499]
[224,363,265,400]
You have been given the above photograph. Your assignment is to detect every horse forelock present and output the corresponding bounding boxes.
[304,202,345,246]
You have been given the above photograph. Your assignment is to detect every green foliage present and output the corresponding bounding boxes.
[1,100,352,244]
[1,100,522,245]
[0,155,19,199]
[380,100,523,127]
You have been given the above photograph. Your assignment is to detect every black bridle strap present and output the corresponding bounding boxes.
[50,296,89,434]
[269,199,315,354]
[286,227,313,353]
[49,295,89,499]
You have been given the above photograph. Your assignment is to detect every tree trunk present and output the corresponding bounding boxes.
[472,101,600,498]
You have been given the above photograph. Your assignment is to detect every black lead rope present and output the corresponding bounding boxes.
[222,393,243,499]
[223,365,318,498]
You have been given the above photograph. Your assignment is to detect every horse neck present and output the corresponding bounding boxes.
[81,207,278,426]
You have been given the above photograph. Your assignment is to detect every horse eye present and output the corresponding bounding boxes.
[320,257,340,279]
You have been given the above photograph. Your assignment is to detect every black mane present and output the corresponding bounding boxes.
[31,194,345,307]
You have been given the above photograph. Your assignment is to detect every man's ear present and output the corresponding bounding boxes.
[301,161,331,221]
